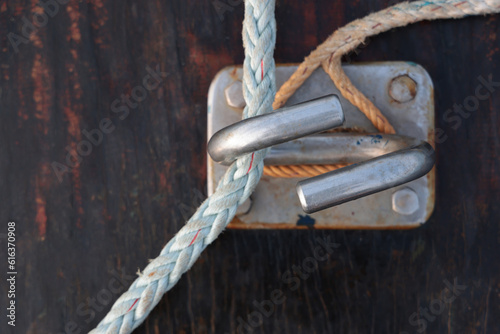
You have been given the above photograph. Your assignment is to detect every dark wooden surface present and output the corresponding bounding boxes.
[1,0,499,333]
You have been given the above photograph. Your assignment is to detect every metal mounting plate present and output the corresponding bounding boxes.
[207,62,435,229]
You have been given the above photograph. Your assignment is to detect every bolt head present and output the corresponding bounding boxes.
[392,188,419,215]
[224,81,246,109]
[389,75,417,103]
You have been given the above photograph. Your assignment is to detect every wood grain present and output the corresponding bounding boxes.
[0,0,499,333]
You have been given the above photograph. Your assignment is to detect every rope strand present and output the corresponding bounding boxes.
[90,0,276,332]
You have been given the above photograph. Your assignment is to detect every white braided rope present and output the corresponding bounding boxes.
[90,1,276,333]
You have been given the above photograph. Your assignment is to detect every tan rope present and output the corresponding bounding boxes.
[264,163,349,178]
[321,54,396,134]
[274,0,500,111]
[264,0,500,178]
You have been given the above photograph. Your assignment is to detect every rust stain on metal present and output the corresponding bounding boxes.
[31,54,51,134]
[35,176,47,240]
[89,0,108,29]
[61,2,87,229]
[228,217,418,230]
[425,84,436,222]
[66,3,82,44]
[229,67,239,81]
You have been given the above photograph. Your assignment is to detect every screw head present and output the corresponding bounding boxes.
[392,188,419,215]
[224,81,246,109]
[389,75,417,103]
